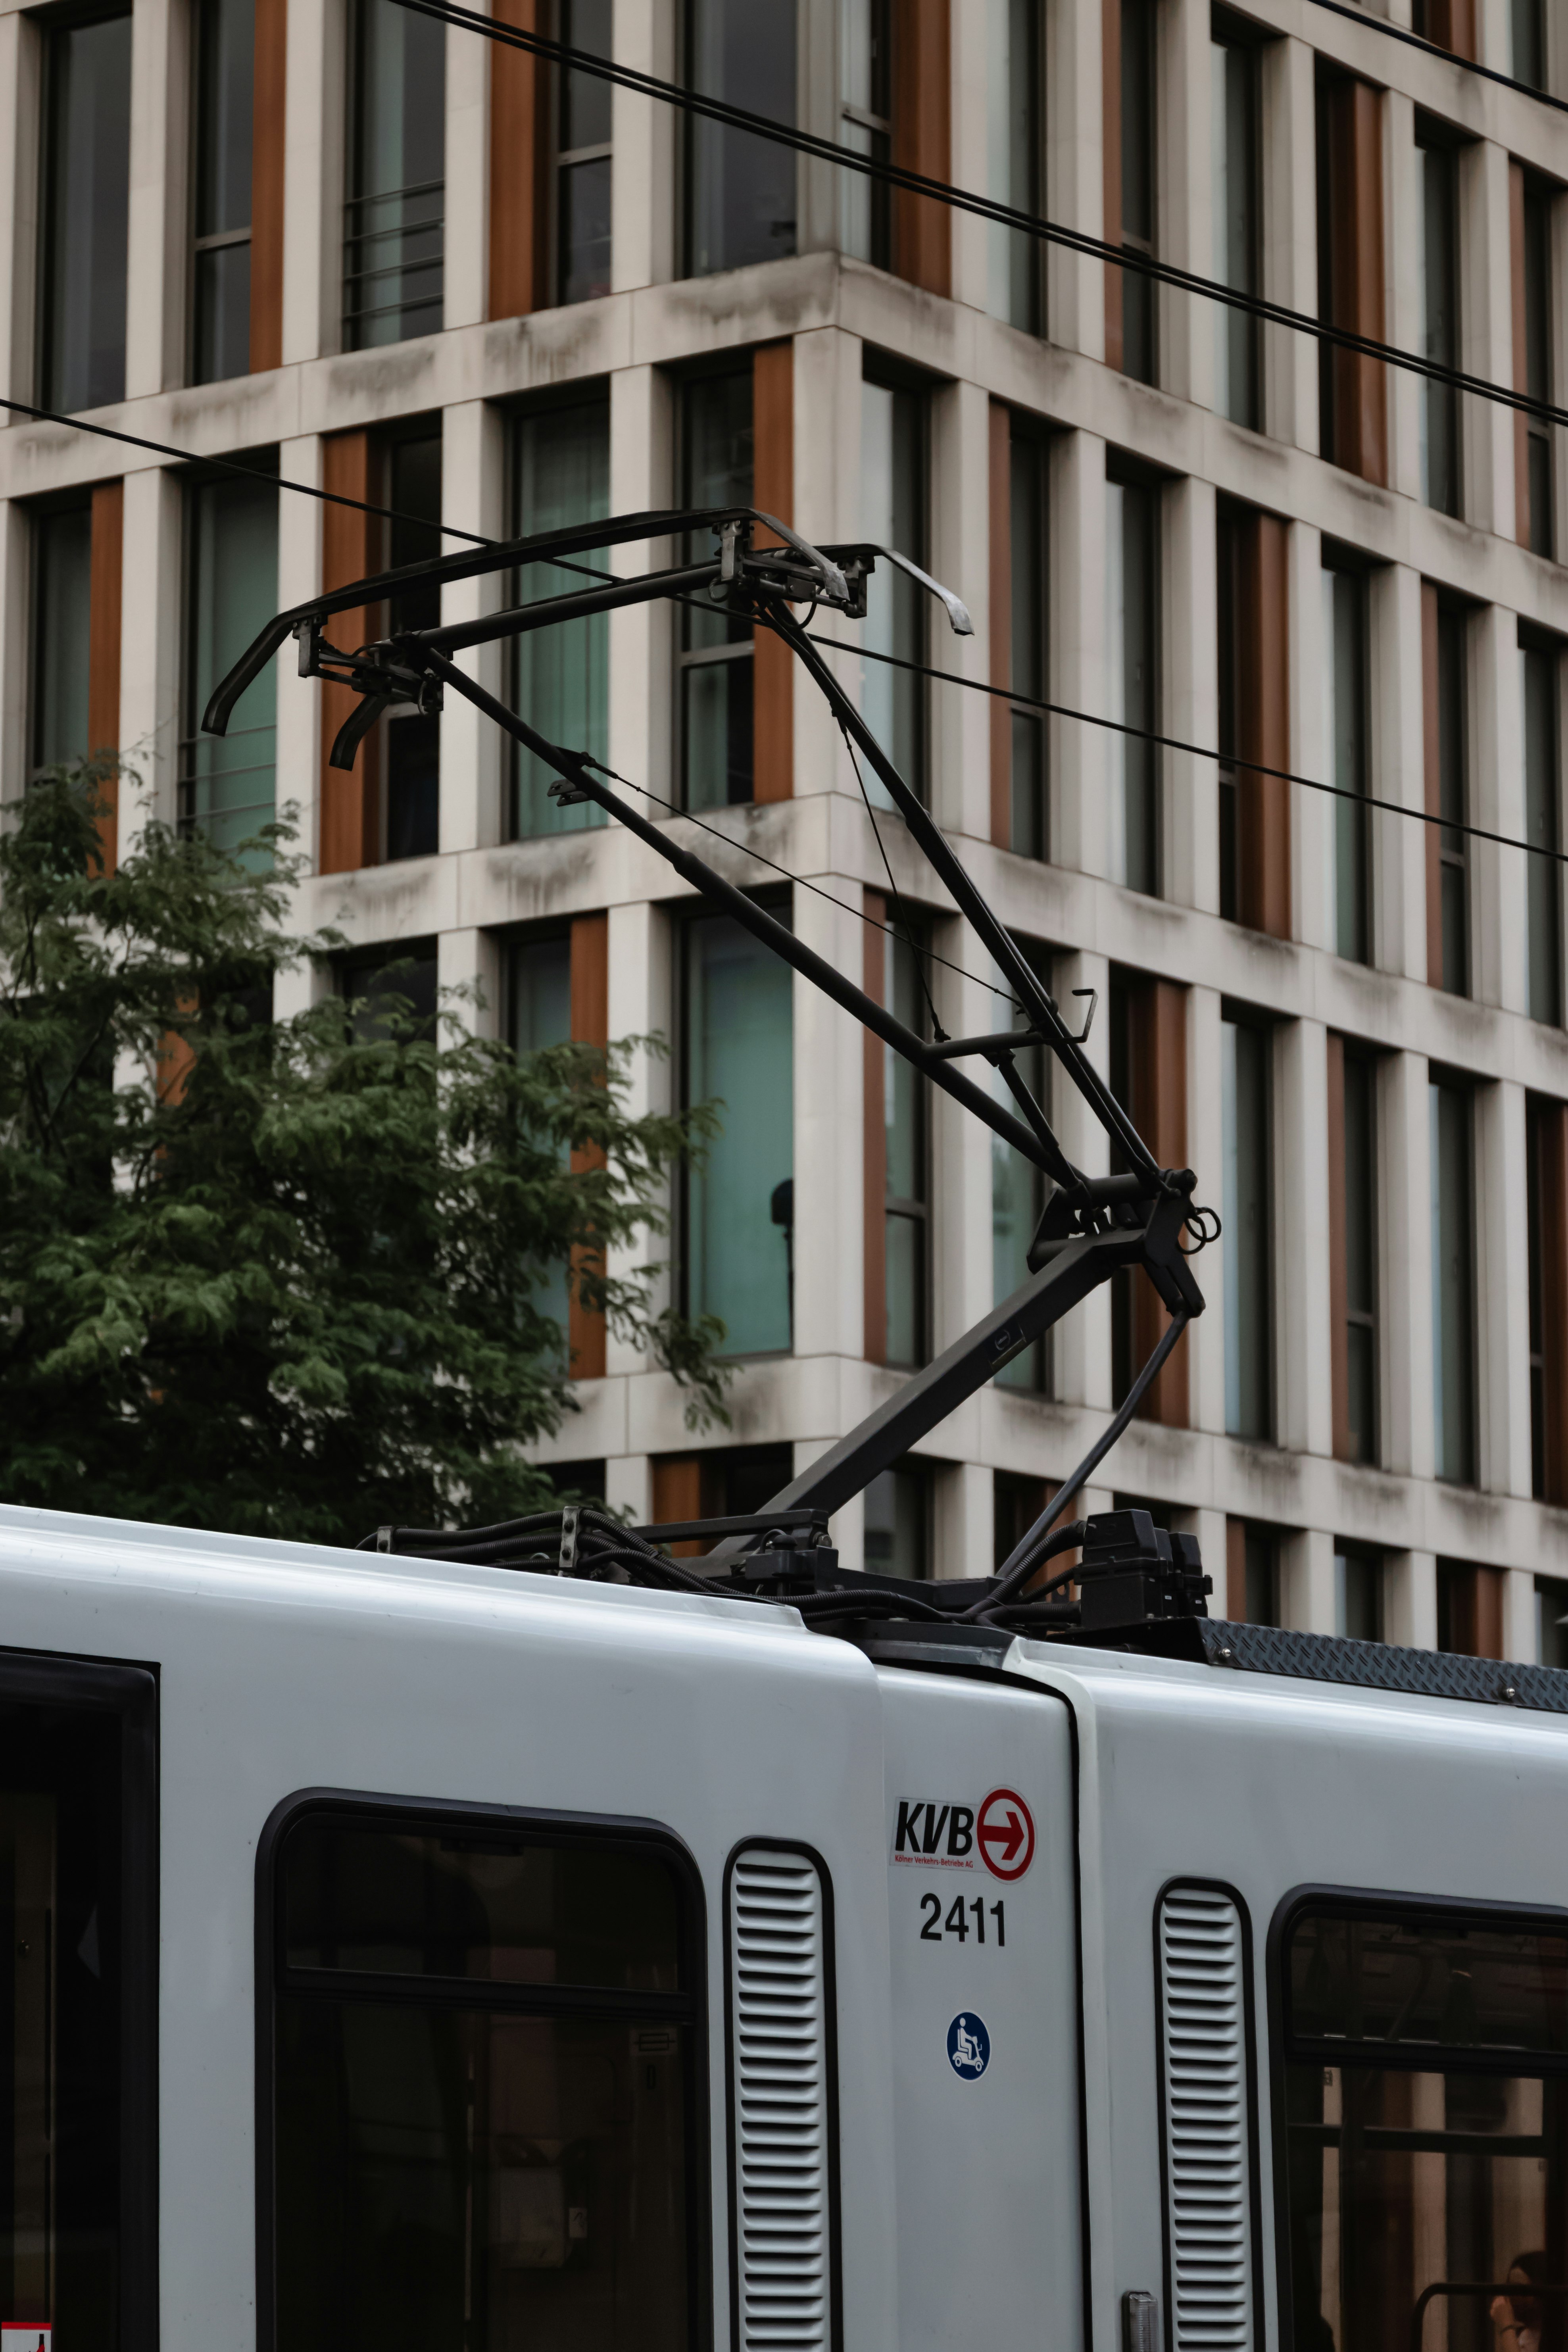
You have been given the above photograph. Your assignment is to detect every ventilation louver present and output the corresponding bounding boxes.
[727,1848,836,2351]
[1158,1886,1256,2352]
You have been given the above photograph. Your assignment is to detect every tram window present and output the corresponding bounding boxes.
[1281,1904,1568,2352]
[0,1668,156,2351]
[269,1810,700,2351]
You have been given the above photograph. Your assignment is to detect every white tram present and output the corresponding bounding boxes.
[0,1495,1562,2352]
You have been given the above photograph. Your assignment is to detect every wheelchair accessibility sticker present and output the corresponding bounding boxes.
[947,2012,991,2079]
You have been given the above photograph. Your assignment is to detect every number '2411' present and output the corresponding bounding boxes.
[920,1893,1005,1945]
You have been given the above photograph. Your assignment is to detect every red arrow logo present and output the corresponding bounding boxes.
[976,1787,1035,1881]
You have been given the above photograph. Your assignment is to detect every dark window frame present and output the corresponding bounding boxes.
[1266,1883,1568,2352]
[861,348,932,807]
[1414,114,1465,521]
[1106,450,1164,900]
[36,0,134,414]
[341,0,446,350]
[254,1786,712,2352]
[673,356,756,813]
[1322,544,1374,967]
[175,446,281,849]
[1222,1001,1275,1444]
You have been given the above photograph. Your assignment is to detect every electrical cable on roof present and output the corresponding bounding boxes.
[383,0,1568,435]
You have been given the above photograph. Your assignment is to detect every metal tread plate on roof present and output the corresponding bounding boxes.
[1196,1620,1568,1714]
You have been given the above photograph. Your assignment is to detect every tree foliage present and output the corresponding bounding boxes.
[0,768,726,1544]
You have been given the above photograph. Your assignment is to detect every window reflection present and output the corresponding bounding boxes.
[1283,1909,1568,2352]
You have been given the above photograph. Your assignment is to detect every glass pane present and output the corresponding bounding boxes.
[863,1465,929,1578]
[680,371,753,807]
[339,947,439,1043]
[860,380,926,802]
[345,0,445,347]
[1212,42,1259,429]
[1421,146,1461,517]
[276,2000,689,2350]
[560,0,612,150]
[686,0,797,277]
[386,711,440,859]
[42,13,133,413]
[0,1702,134,2345]
[560,155,613,304]
[684,915,793,1355]
[1523,647,1562,1027]
[885,1211,923,1369]
[31,503,93,771]
[986,0,1040,327]
[513,400,610,838]
[281,1818,684,1989]
[1287,1913,1568,2056]
[184,473,279,864]
[1512,0,1544,85]
[512,934,573,1351]
[1326,568,1370,964]
[1010,434,1045,702]
[1430,1080,1476,1485]
[194,241,252,386]
[196,0,254,237]
[682,657,753,812]
[1244,1530,1279,1625]
[1224,1019,1272,1439]
[1335,1548,1383,1641]
[994,1026,1046,1393]
[1107,478,1159,894]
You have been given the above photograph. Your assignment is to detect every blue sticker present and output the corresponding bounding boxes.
[947,2012,990,2079]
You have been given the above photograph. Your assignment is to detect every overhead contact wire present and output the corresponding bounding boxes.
[382,0,1568,434]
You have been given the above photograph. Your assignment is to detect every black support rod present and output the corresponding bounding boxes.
[418,649,1078,1182]
[705,1236,1138,1562]
[769,609,1162,1184]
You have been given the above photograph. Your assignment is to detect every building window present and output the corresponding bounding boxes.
[1107,467,1159,895]
[1322,557,1370,965]
[988,0,1043,332]
[269,1802,700,2342]
[1433,600,1470,995]
[1522,633,1562,1028]
[1113,0,1158,384]
[993,957,1048,1395]
[1227,1520,1280,1622]
[864,1460,930,1579]
[994,1470,1047,1569]
[883,928,930,1370]
[1334,1542,1384,1640]
[1216,501,1291,937]
[1211,19,1261,431]
[179,469,279,861]
[678,367,754,811]
[337,941,439,1041]
[840,0,891,269]
[1417,124,1461,519]
[1526,1095,1568,1507]
[1279,1897,1568,2352]
[682,906,794,1358]
[192,0,254,384]
[511,394,610,840]
[1336,1045,1379,1467]
[1436,1558,1502,1655]
[1316,73,1387,484]
[684,0,797,278]
[1430,1075,1476,1485]
[554,0,613,303]
[511,927,573,1355]
[343,0,445,349]
[380,428,442,862]
[1223,1011,1272,1441]
[39,9,133,413]
[1537,1575,1568,1666]
[1519,174,1555,559]
[1512,0,1545,87]
[861,370,928,803]
[1006,425,1048,859]
[30,500,93,776]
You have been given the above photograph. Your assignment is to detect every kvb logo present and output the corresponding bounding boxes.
[892,1787,1035,1878]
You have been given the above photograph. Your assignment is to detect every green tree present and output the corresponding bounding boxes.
[0,767,725,1544]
